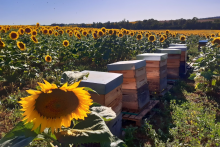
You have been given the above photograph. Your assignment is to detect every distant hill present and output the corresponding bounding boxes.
[128,16,220,24]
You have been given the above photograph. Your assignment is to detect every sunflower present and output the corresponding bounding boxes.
[17,41,26,51]
[98,30,104,37]
[166,30,169,34]
[45,55,52,62]
[31,36,38,43]
[136,34,143,40]
[43,28,48,35]
[18,80,92,133]
[126,30,130,35]
[130,32,134,37]
[172,34,176,38]
[36,23,40,27]
[6,26,10,31]
[123,29,127,34]
[9,31,19,40]
[101,27,106,33]
[112,29,116,35]
[54,32,58,36]
[76,33,81,39]
[159,36,165,43]
[0,26,2,30]
[206,35,210,39]
[211,34,215,38]
[25,27,32,34]
[145,33,149,38]
[212,37,220,46]
[82,30,88,36]
[59,30,64,35]
[163,34,167,39]
[118,32,123,37]
[63,40,69,47]
[108,29,113,35]
[0,40,5,48]
[48,29,53,35]
[92,32,99,39]
[180,35,186,41]
[148,35,156,42]
[55,26,59,30]
[31,30,37,36]
[66,29,70,33]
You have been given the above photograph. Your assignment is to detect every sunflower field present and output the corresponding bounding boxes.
[1,23,220,147]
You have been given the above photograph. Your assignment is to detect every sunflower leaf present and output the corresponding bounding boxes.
[55,112,126,146]
[90,106,116,122]
[0,121,38,147]
[83,87,99,95]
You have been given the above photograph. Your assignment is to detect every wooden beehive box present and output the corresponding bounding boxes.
[79,70,123,116]
[107,60,150,112]
[136,53,168,92]
[107,60,147,89]
[156,49,181,79]
[168,46,187,74]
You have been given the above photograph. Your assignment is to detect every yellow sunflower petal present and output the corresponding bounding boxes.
[26,90,42,95]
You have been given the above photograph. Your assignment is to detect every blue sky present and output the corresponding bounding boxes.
[1,0,220,25]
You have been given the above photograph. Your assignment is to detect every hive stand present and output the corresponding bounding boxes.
[122,100,159,126]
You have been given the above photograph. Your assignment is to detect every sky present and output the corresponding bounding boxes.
[1,0,220,25]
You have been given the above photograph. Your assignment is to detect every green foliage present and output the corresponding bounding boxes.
[188,73,196,80]
[0,121,39,147]
[55,112,126,147]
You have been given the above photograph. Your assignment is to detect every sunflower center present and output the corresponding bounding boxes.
[64,42,68,46]
[149,36,154,41]
[35,89,79,118]
[11,33,17,39]
[19,43,25,49]
[93,33,97,38]
[47,56,51,61]
[25,28,31,33]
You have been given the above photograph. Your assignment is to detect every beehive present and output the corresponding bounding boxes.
[169,43,187,47]
[156,49,181,79]
[168,46,188,74]
[136,53,168,93]
[107,60,150,112]
[78,70,123,116]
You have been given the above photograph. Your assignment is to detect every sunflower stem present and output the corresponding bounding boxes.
[42,132,61,147]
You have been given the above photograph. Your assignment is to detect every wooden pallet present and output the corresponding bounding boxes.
[122,100,159,126]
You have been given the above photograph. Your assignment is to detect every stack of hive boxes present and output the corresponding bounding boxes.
[168,45,188,74]
[156,49,181,79]
[107,60,150,113]
[136,53,168,93]
[169,44,187,47]
[78,70,123,137]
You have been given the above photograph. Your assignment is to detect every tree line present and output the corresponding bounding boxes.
[51,17,220,30]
